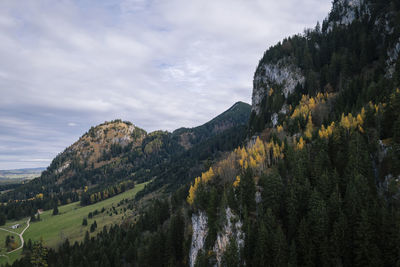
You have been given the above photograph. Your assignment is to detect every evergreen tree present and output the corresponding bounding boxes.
[239,168,256,216]
[52,205,59,216]
[260,169,283,215]
[167,211,185,266]
[30,238,48,267]
[221,237,240,267]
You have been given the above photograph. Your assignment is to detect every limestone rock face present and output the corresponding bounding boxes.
[386,38,400,77]
[189,212,208,267]
[252,58,304,116]
[213,207,244,266]
[251,57,304,129]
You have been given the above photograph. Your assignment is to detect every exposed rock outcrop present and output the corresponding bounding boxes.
[189,212,208,267]
[386,38,400,77]
[252,57,304,116]
[213,207,244,266]
[327,0,370,31]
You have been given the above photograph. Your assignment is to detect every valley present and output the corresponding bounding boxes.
[0,168,45,187]
[0,181,148,265]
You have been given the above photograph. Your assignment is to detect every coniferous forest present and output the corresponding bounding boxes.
[5,0,400,266]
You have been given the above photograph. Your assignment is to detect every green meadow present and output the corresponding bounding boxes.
[0,181,147,265]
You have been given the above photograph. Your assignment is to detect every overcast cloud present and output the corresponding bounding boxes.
[0,0,331,169]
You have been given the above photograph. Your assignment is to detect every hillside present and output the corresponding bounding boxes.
[50,120,146,175]
[6,0,400,266]
[250,0,400,135]
[0,182,148,266]
[174,101,252,149]
[184,0,400,265]
[0,102,251,221]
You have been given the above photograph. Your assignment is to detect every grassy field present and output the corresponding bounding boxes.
[0,181,148,265]
[0,221,25,265]
[0,230,21,254]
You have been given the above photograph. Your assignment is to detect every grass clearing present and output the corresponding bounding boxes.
[0,181,148,265]
[0,249,22,266]
[0,230,20,254]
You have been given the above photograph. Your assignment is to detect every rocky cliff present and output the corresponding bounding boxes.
[249,0,400,135]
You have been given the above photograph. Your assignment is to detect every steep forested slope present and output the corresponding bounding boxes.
[7,0,400,266]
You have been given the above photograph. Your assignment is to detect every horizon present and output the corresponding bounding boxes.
[1,101,250,171]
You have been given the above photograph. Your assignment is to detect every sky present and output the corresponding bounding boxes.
[0,0,331,170]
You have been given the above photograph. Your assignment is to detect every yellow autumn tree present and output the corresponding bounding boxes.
[340,109,366,133]
[304,115,313,139]
[318,122,335,139]
[187,176,201,205]
[296,137,305,150]
[187,167,215,205]
[291,93,334,120]
[233,176,240,187]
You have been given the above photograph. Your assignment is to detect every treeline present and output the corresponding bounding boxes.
[0,192,79,223]
[80,181,135,206]
[10,192,191,267]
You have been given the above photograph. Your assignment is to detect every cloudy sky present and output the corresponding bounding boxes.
[0,0,331,170]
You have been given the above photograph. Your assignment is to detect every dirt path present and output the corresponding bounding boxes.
[0,217,31,256]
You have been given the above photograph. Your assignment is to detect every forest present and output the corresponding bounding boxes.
[5,0,400,266]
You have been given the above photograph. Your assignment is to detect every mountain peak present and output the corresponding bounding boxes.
[49,120,147,176]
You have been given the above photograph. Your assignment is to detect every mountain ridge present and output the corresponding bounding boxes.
[0,101,251,220]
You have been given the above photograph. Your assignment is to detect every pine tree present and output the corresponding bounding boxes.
[52,205,59,216]
[330,211,347,266]
[307,190,328,265]
[297,218,314,267]
[239,168,256,216]
[273,224,288,267]
[260,169,283,215]
[30,238,48,267]
[167,211,185,266]
[254,221,269,266]
[393,115,400,144]
[288,240,298,267]
[221,237,240,267]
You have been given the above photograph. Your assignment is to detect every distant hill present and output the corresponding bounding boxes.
[0,102,251,219]
[174,101,251,144]
[0,167,45,181]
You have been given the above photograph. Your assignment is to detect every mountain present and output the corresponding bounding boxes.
[185,0,400,265]
[250,0,400,135]
[8,1,400,266]
[174,101,251,149]
[0,102,251,218]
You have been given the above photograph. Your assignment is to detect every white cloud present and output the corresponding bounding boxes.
[0,0,332,169]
